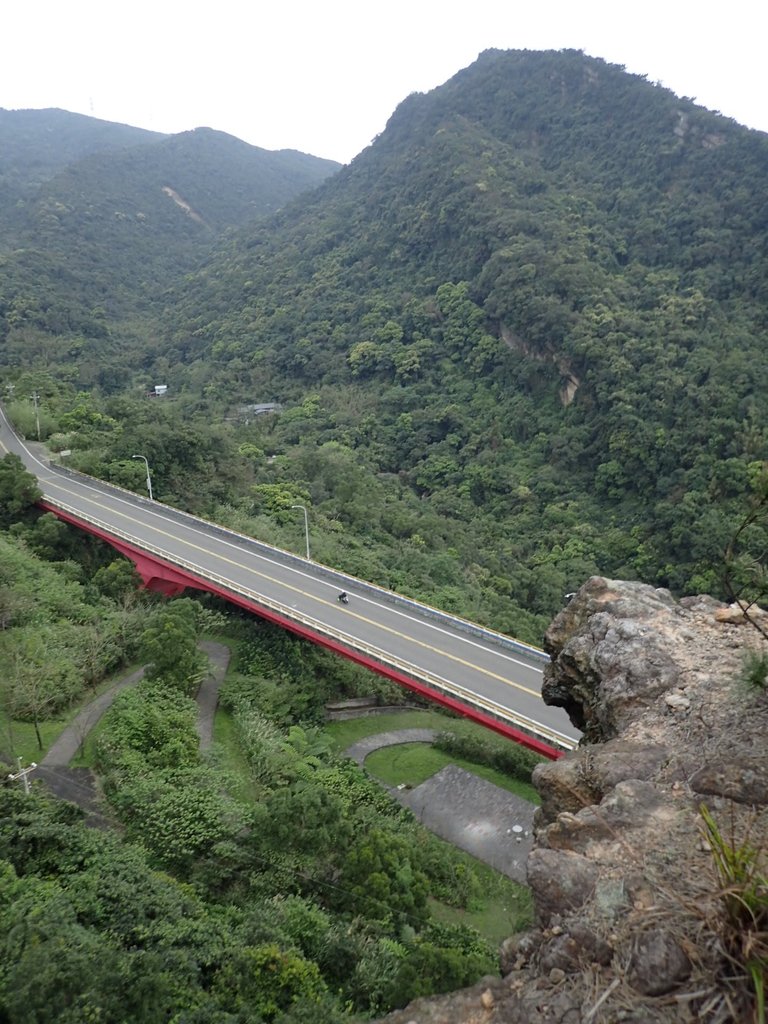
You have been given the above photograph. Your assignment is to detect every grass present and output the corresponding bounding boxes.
[0,664,143,768]
[0,713,71,768]
[70,714,112,768]
[701,804,768,1023]
[209,708,261,804]
[325,708,541,803]
[324,709,457,752]
[429,850,534,944]
[365,742,539,803]
[742,650,768,691]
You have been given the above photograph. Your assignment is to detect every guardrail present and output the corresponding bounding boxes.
[42,493,576,753]
[43,458,549,664]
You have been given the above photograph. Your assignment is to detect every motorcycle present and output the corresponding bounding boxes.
[337,592,349,605]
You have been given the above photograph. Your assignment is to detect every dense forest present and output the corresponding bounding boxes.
[3,49,767,640]
[1,457,543,1022]
[1,47,768,1020]
[0,111,339,328]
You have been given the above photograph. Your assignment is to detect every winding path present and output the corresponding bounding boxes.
[28,646,534,881]
[343,728,535,883]
[32,641,231,824]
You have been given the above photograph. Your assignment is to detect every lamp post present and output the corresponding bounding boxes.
[132,454,153,501]
[30,391,41,440]
[8,757,37,796]
[291,504,310,560]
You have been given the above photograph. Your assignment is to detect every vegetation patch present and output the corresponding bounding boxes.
[365,741,539,802]
[428,850,533,945]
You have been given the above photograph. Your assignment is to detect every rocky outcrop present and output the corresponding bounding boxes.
[377,577,768,1024]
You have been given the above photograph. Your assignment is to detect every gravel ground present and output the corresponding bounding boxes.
[344,728,535,882]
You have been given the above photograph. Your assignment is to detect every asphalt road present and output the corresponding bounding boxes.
[0,407,580,751]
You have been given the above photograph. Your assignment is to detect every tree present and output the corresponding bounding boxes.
[115,776,247,878]
[95,683,199,780]
[90,557,142,600]
[141,599,208,693]
[212,944,328,1022]
[263,783,350,859]
[337,828,430,928]
[722,467,768,624]
[0,453,41,526]
[3,646,72,750]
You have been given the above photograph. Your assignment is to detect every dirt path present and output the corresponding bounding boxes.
[26,646,532,882]
[195,640,231,749]
[42,666,147,768]
[27,641,230,823]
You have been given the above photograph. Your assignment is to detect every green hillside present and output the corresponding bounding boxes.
[147,49,767,632]
[0,114,341,330]
[0,107,165,194]
[2,49,767,642]
[1,48,768,1023]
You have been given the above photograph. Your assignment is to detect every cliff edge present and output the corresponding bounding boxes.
[378,577,768,1023]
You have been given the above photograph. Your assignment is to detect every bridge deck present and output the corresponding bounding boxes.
[0,407,580,758]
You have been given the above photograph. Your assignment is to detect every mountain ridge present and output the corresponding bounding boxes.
[1,48,767,639]
[0,114,341,325]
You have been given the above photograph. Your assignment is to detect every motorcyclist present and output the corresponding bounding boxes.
[338,591,348,604]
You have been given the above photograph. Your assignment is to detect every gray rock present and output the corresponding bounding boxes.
[533,741,670,828]
[526,848,598,924]
[567,922,613,966]
[543,577,685,740]
[499,930,543,974]
[539,934,583,974]
[691,757,768,805]
[629,929,691,995]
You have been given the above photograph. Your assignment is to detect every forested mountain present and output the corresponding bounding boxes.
[2,48,768,642]
[149,48,768,635]
[2,48,768,1023]
[0,107,164,195]
[0,112,341,328]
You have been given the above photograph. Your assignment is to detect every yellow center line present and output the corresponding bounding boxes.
[40,474,542,699]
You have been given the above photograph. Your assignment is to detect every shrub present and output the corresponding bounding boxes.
[741,650,768,691]
[432,729,541,781]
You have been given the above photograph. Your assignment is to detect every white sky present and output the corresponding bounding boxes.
[3,0,766,164]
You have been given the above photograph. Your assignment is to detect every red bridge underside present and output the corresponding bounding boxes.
[43,503,563,760]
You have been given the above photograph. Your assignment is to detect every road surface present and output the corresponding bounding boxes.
[0,406,580,752]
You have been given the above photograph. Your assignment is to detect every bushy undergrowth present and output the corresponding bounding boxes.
[701,805,768,1023]
[86,639,504,1018]
[433,727,542,782]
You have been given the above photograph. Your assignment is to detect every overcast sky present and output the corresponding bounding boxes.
[3,0,766,164]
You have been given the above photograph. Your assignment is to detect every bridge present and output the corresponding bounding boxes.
[0,408,580,760]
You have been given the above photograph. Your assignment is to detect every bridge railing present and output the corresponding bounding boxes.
[43,492,576,753]
[44,459,549,663]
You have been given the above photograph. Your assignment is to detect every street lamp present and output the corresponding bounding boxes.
[291,504,310,560]
[30,391,41,440]
[8,758,37,796]
[132,454,154,501]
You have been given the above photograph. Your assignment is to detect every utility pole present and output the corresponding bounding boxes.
[131,455,154,501]
[30,391,41,439]
[291,504,311,560]
[7,757,37,795]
